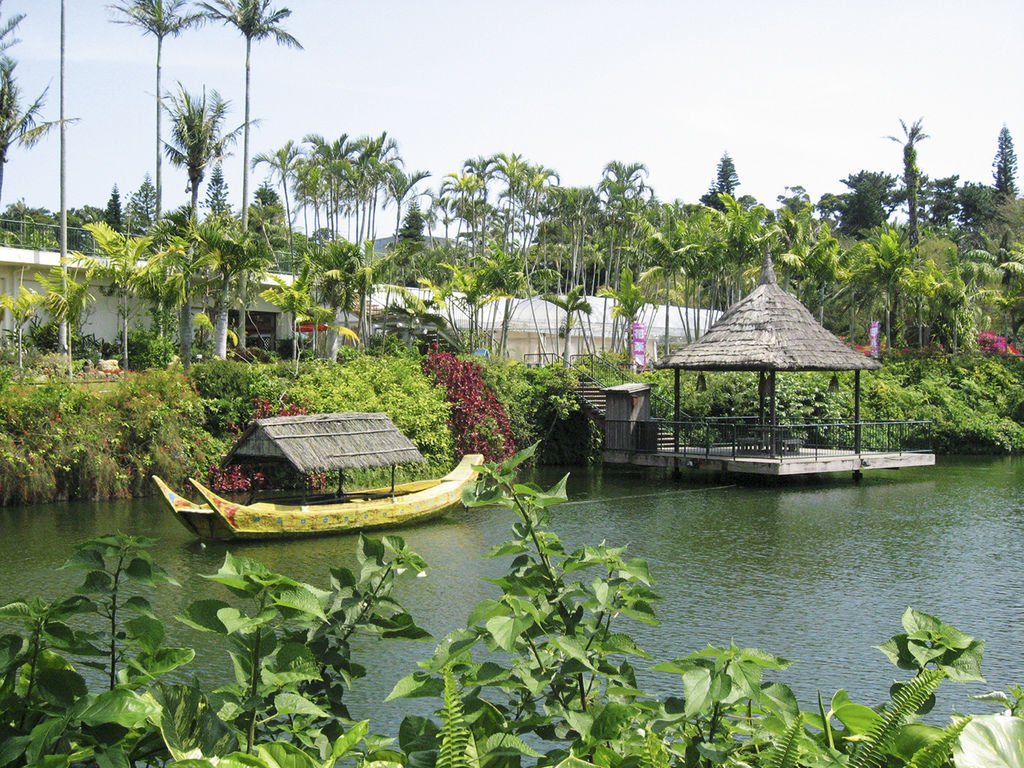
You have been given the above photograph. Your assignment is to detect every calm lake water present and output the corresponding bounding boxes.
[1,456,1022,727]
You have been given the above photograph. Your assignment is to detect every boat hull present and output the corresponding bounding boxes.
[153,454,484,541]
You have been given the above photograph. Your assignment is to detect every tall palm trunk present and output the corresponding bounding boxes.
[215,274,230,359]
[179,299,193,369]
[155,36,163,219]
[59,0,70,381]
[241,37,252,231]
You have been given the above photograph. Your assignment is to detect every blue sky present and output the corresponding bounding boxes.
[5,0,1024,224]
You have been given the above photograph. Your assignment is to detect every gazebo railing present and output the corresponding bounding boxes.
[603,418,932,459]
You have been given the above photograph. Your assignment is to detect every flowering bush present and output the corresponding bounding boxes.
[252,396,307,420]
[208,463,265,493]
[423,348,515,462]
[978,331,1019,355]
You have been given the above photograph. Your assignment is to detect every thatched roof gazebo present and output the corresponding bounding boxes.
[655,253,879,454]
[224,412,424,497]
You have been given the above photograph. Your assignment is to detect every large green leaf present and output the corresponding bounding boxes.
[681,667,713,717]
[125,615,164,655]
[953,715,1024,768]
[217,606,269,635]
[387,671,445,700]
[484,615,532,652]
[255,741,320,768]
[0,601,31,619]
[591,702,633,741]
[331,720,370,760]
[273,693,330,719]
[148,683,238,761]
[127,647,196,682]
[0,632,24,669]
[177,600,232,633]
[36,667,87,708]
[78,688,159,728]
[831,689,880,736]
[273,587,328,622]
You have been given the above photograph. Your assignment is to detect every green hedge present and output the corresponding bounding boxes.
[0,371,222,505]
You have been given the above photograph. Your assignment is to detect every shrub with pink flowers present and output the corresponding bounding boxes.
[977,331,1018,355]
[423,348,515,462]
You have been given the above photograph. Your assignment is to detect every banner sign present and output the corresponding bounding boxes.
[631,321,647,368]
[869,321,881,358]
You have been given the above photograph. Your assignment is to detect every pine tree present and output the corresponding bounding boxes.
[992,125,1018,200]
[398,200,425,243]
[254,179,279,207]
[204,162,231,216]
[699,152,740,210]
[127,175,157,235]
[104,185,124,231]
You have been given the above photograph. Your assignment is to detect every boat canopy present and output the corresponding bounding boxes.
[223,412,425,472]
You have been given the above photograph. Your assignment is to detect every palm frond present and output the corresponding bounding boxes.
[764,713,803,768]
[850,669,945,768]
[437,666,478,768]
[909,716,972,768]
[639,729,671,768]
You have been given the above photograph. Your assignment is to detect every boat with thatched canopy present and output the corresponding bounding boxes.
[152,412,483,541]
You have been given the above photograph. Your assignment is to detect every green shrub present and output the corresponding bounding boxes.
[287,356,454,472]
[126,329,177,370]
[481,359,601,464]
[189,360,288,435]
[0,371,221,504]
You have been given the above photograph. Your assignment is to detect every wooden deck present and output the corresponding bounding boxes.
[605,445,936,477]
[602,418,936,478]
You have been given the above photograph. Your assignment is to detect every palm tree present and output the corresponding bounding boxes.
[163,84,240,220]
[36,259,96,353]
[260,267,328,372]
[598,265,649,363]
[110,0,203,220]
[144,221,214,369]
[0,284,39,370]
[887,118,929,248]
[543,286,592,364]
[307,240,360,359]
[0,57,56,207]
[190,217,269,359]
[851,225,914,350]
[0,1,25,55]
[199,0,302,232]
[85,221,153,368]
[252,139,301,258]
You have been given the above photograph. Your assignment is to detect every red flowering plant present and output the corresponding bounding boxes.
[423,347,515,462]
[978,331,1013,355]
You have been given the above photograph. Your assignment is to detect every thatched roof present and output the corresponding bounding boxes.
[224,413,425,472]
[656,254,881,372]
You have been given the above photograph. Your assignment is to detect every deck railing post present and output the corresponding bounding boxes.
[673,368,680,453]
[854,370,862,454]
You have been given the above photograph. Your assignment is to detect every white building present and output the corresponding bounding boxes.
[0,242,717,363]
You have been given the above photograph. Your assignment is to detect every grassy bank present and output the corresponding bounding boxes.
[0,351,598,506]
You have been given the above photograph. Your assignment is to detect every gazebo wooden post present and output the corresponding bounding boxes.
[769,370,778,455]
[673,368,680,452]
[854,369,862,454]
[758,371,767,425]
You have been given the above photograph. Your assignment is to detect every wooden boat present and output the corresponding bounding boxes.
[153,453,484,541]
